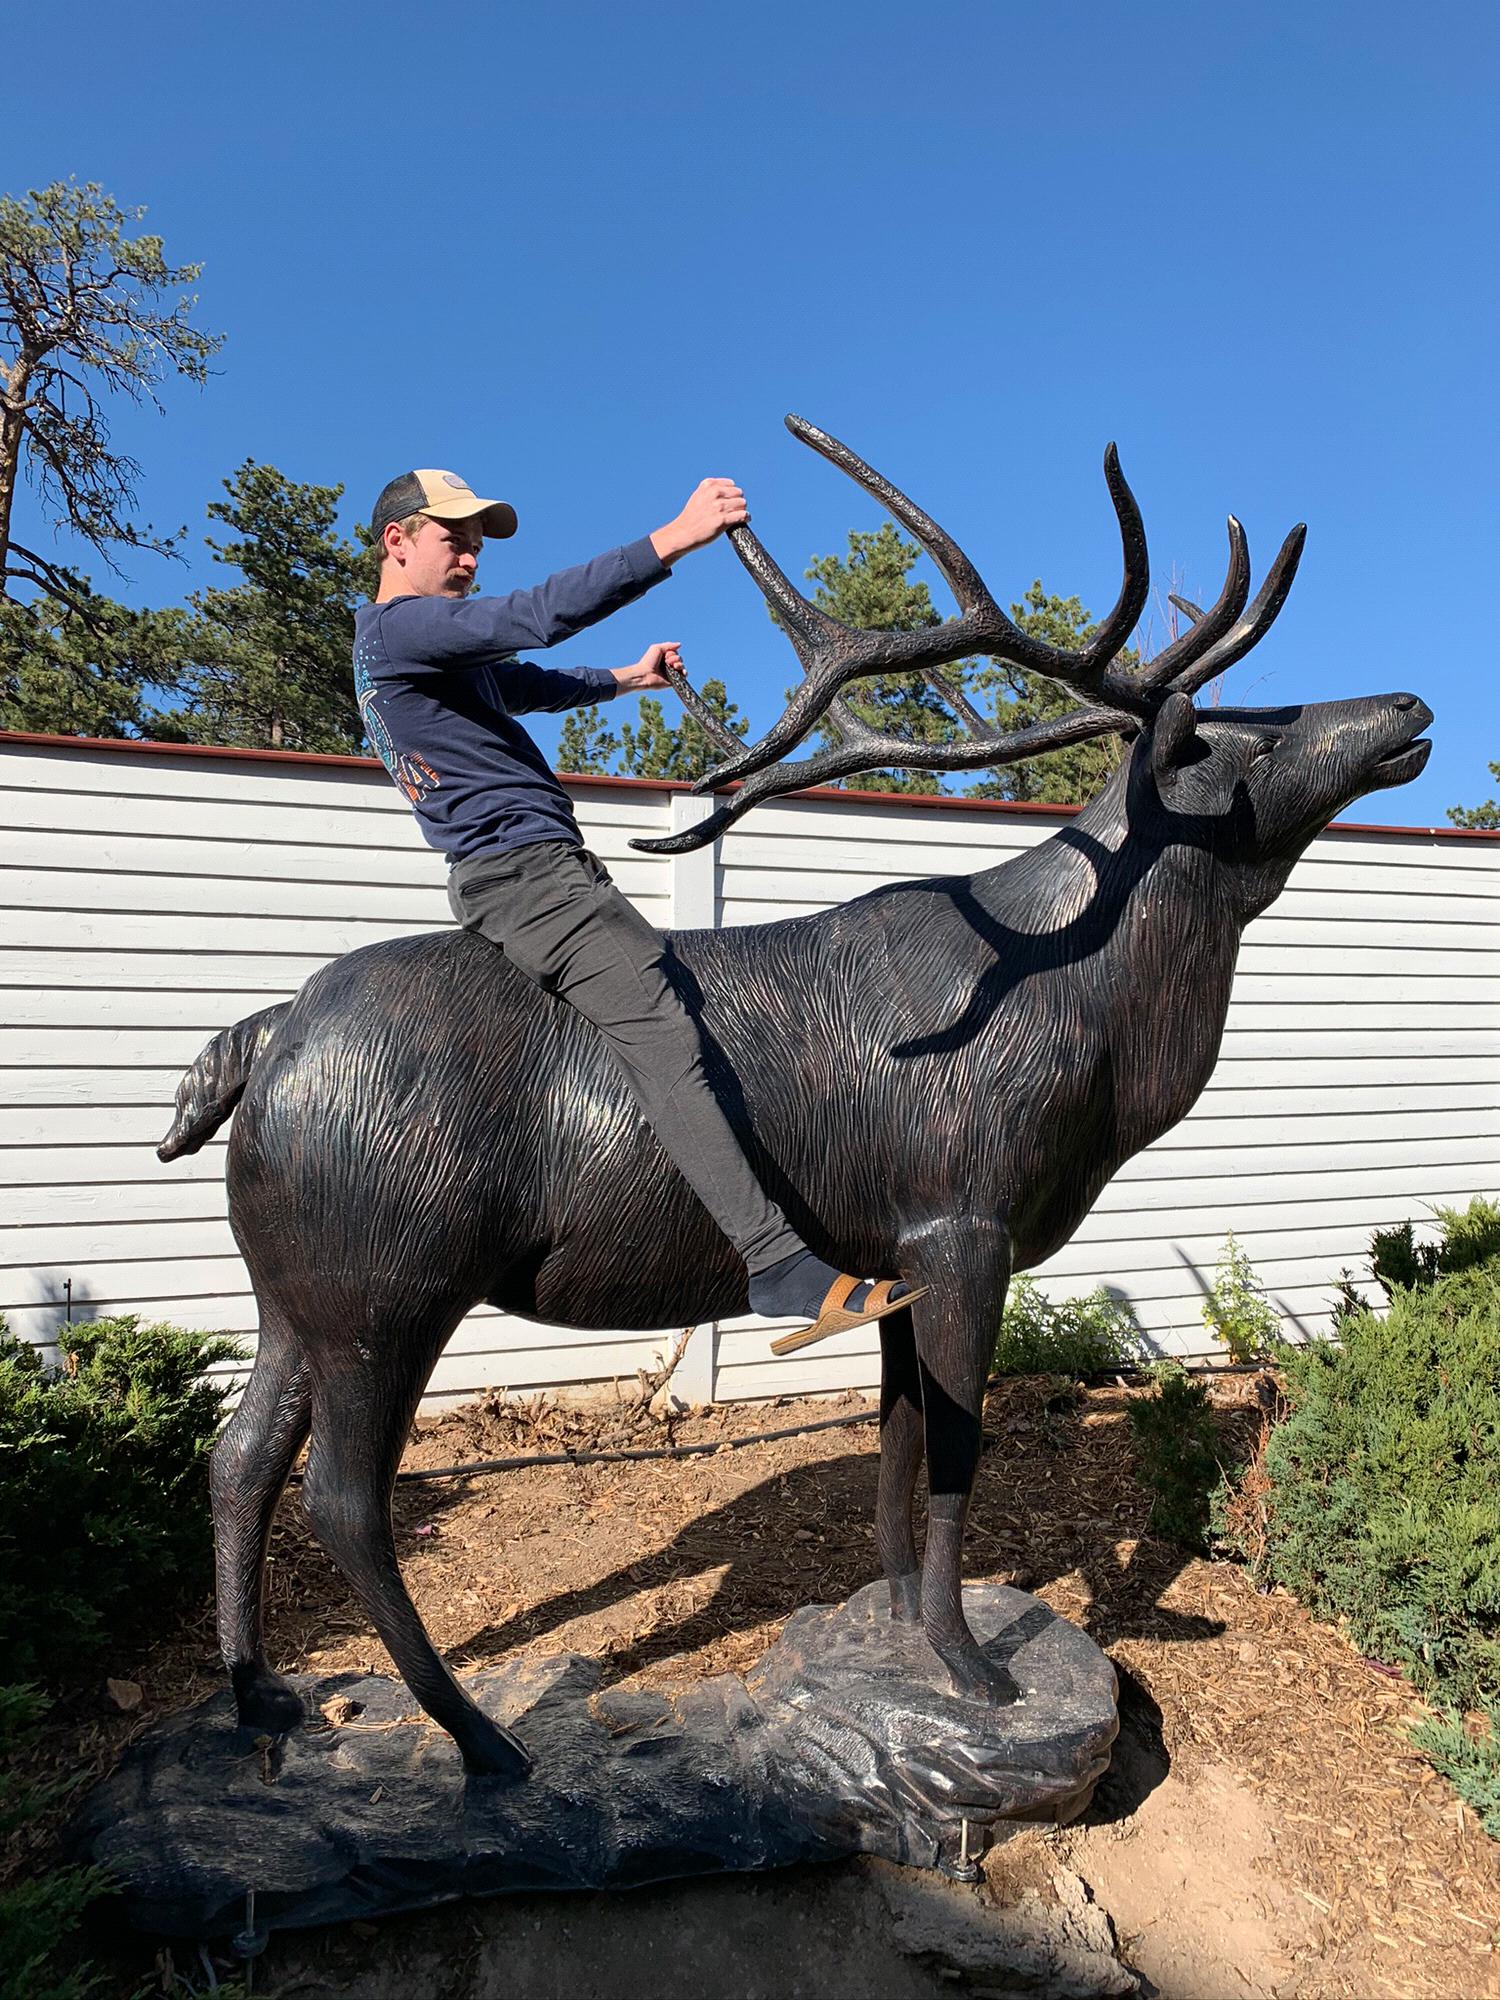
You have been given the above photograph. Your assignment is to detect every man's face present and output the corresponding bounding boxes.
[389,514,484,597]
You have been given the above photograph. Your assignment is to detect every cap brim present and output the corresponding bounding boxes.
[418,496,518,539]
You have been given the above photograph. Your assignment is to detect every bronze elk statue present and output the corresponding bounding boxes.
[159,418,1431,1779]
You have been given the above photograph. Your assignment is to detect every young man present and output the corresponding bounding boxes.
[354,465,925,1350]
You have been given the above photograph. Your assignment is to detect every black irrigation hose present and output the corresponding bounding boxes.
[368,1408,879,1486]
[330,1358,1264,1489]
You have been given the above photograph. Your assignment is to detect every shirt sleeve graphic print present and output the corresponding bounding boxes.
[356,638,440,805]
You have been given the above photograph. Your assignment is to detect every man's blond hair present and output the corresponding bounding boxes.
[379,512,431,568]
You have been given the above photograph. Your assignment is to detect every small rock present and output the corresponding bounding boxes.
[1238,1640,1259,1665]
[106,1678,143,1712]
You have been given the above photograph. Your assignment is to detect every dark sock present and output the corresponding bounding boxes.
[747,1248,843,1320]
[748,1248,916,1322]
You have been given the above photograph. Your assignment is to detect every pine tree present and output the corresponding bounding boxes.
[148,461,370,752]
[1448,764,1500,830]
[798,522,962,793]
[619,676,748,780]
[0,586,182,736]
[965,584,1135,803]
[557,703,621,775]
[0,180,221,609]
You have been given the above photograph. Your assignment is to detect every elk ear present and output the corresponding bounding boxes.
[1151,692,1199,783]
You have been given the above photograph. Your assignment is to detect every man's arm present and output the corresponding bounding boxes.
[497,643,681,715]
[380,478,750,670]
[380,538,668,667]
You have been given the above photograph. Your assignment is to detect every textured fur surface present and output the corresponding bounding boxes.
[175,690,1431,1772]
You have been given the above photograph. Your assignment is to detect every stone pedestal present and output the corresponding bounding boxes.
[78,1584,1117,1939]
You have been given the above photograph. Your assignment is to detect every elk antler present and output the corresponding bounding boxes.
[631,418,1304,856]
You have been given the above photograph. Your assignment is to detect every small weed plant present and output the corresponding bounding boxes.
[1202,1233,1281,1364]
[992,1277,1144,1379]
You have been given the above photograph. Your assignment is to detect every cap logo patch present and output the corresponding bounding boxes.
[441,473,469,491]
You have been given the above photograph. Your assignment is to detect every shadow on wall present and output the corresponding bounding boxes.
[1167,1241,1357,1355]
[3,1270,106,1360]
[1098,1284,1170,1364]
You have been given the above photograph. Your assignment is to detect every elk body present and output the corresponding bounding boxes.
[161,422,1432,1779]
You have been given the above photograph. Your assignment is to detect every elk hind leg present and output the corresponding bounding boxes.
[299,1329,531,1782]
[212,1314,312,1734]
[876,1307,923,1622]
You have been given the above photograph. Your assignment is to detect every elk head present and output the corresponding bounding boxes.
[1131,685,1431,916]
[630,418,1431,865]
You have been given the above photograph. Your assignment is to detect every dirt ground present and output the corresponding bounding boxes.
[39,1374,1500,1998]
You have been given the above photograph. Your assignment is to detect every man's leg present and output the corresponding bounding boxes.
[447,843,922,1331]
[449,842,798,1271]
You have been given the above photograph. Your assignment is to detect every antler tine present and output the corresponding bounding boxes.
[1164,523,1307,697]
[1132,519,1251,692]
[630,697,1134,856]
[1089,445,1153,704]
[660,661,745,758]
[785,415,1001,621]
[1168,592,1206,625]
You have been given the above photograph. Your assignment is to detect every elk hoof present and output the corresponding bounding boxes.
[459,1721,534,1783]
[887,1570,921,1622]
[231,1665,305,1736]
[931,1639,1022,1707]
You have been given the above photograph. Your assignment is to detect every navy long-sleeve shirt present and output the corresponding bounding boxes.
[353,534,669,862]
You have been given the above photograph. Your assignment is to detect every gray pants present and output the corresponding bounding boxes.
[447,841,803,1274]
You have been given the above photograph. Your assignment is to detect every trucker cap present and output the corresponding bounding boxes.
[369,469,518,544]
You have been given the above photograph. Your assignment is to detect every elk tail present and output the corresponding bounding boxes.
[157,1003,292,1161]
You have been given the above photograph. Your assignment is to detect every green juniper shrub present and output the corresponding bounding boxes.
[1410,1704,1500,1839]
[1125,1361,1223,1552]
[0,1684,113,2000]
[0,1314,241,1689]
[992,1276,1145,1379]
[1201,1233,1282,1364]
[1368,1198,1500,1299]
[1215,1203,1500,1726]
[1367,1217,1441,1295]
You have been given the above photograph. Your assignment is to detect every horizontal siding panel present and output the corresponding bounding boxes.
[0,1214,238,1268]
[1092,1158,1497,1213]
[1142,1107,1496,1150]
[0,989,289,1030]
[1,1141,226,1184]
[5,1179,230,1226]
[1109,1132,1496,1179]
[3,950,351,991]
[0,788,667,853]
[2,858,668,919]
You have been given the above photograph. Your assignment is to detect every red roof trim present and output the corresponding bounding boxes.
[0,727,1494,843]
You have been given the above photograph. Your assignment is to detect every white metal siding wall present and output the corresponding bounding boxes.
[3,737,1496,1405]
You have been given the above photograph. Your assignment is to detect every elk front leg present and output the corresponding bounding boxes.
[909,1222,1014,1703]
[876,1307,923,1622]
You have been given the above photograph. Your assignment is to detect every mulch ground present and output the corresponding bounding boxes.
[15,1372,1500,1999]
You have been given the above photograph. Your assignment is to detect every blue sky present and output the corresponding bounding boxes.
[5,0,1496,824]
